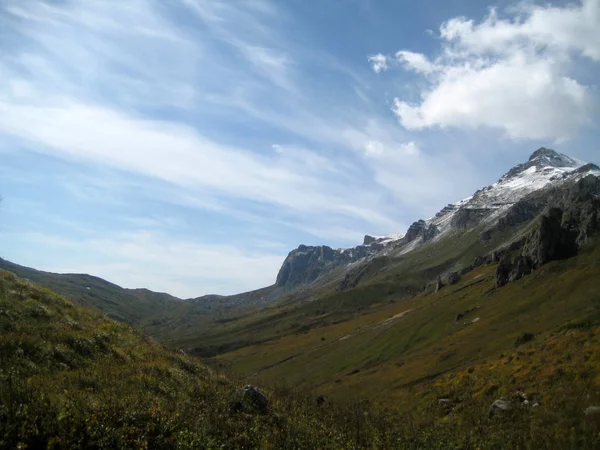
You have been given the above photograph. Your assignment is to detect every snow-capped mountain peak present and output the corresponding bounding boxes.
[501,147,584,181]
[528,147,583,168]
[421,148,596,239]
[275,148,598,290]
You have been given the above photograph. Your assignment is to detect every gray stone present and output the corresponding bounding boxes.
[489,399,511,417]
[480,229,492,242]
[473,256,485,268]
[459,265,474,276]
[242,385,269,414]
[443,271,460,286]
[508,256,533,282]
[584,406,600,416]
[495,255,513,288]
[451,208,493,230]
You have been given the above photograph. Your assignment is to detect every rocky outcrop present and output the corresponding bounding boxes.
[508,256,533,282]
[405,220,426,242]
[522,208,578,267]
[443,271,460,285]
[276,245,340,288]
[405,220,439,243]
[277,238,394,289]
[497,200,543,231]
[495,256,513,288]
[275,154,598,293]
[338,256,391,291]
[451,208,492,230]
[363,235,377,246]
[493,176,600,288]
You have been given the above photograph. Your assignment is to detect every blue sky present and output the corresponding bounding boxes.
[0,0,598,298]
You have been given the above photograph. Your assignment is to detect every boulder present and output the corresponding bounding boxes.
[584,406,600,416]
[480,229,492,242]
[443,271,460,285]
[489,399,511,417]
[242,385,269,414]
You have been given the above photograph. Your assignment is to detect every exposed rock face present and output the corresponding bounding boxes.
[451,208,492,230]
[508,256,533,282]
[405,220,439,243]
[338,256,391,291]
[497,200,543,231]
[405,220,426,242]
[492,176,600,288]
[277,239,392,289]
[276,245,340,288]
[459,265,473,276]
[443,271,460,285]
[473,256,485,268]
[495,256,513,288]
[523,208,578,267]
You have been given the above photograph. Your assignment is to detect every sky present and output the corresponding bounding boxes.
[0,0,599,298]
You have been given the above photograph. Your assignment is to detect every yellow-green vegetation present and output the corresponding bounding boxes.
[196,238,600,402]
[0,270,375,449]
[2,263,600,448]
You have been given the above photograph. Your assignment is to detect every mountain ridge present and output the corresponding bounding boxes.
[275,147,599,291]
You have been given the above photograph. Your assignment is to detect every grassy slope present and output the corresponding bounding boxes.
[0,270,392,449]
[215,237,600,401]
[145,220,519,360]
[3,270,600,448]
[0,258,181,324]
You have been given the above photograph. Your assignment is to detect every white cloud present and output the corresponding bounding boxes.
[395,51,436,74]
[368,53,388,73]
[387,0,600,141]
[0,99,392,225]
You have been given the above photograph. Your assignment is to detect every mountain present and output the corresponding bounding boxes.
[148,146,600,391]
[274,147,600,292]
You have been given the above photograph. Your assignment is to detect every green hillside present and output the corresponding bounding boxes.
[216,238,600,399]
[0,258,181,324]
[3,269,600,448]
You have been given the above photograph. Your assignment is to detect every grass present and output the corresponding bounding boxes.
[2,257,600,448]
[213,237,600,402]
